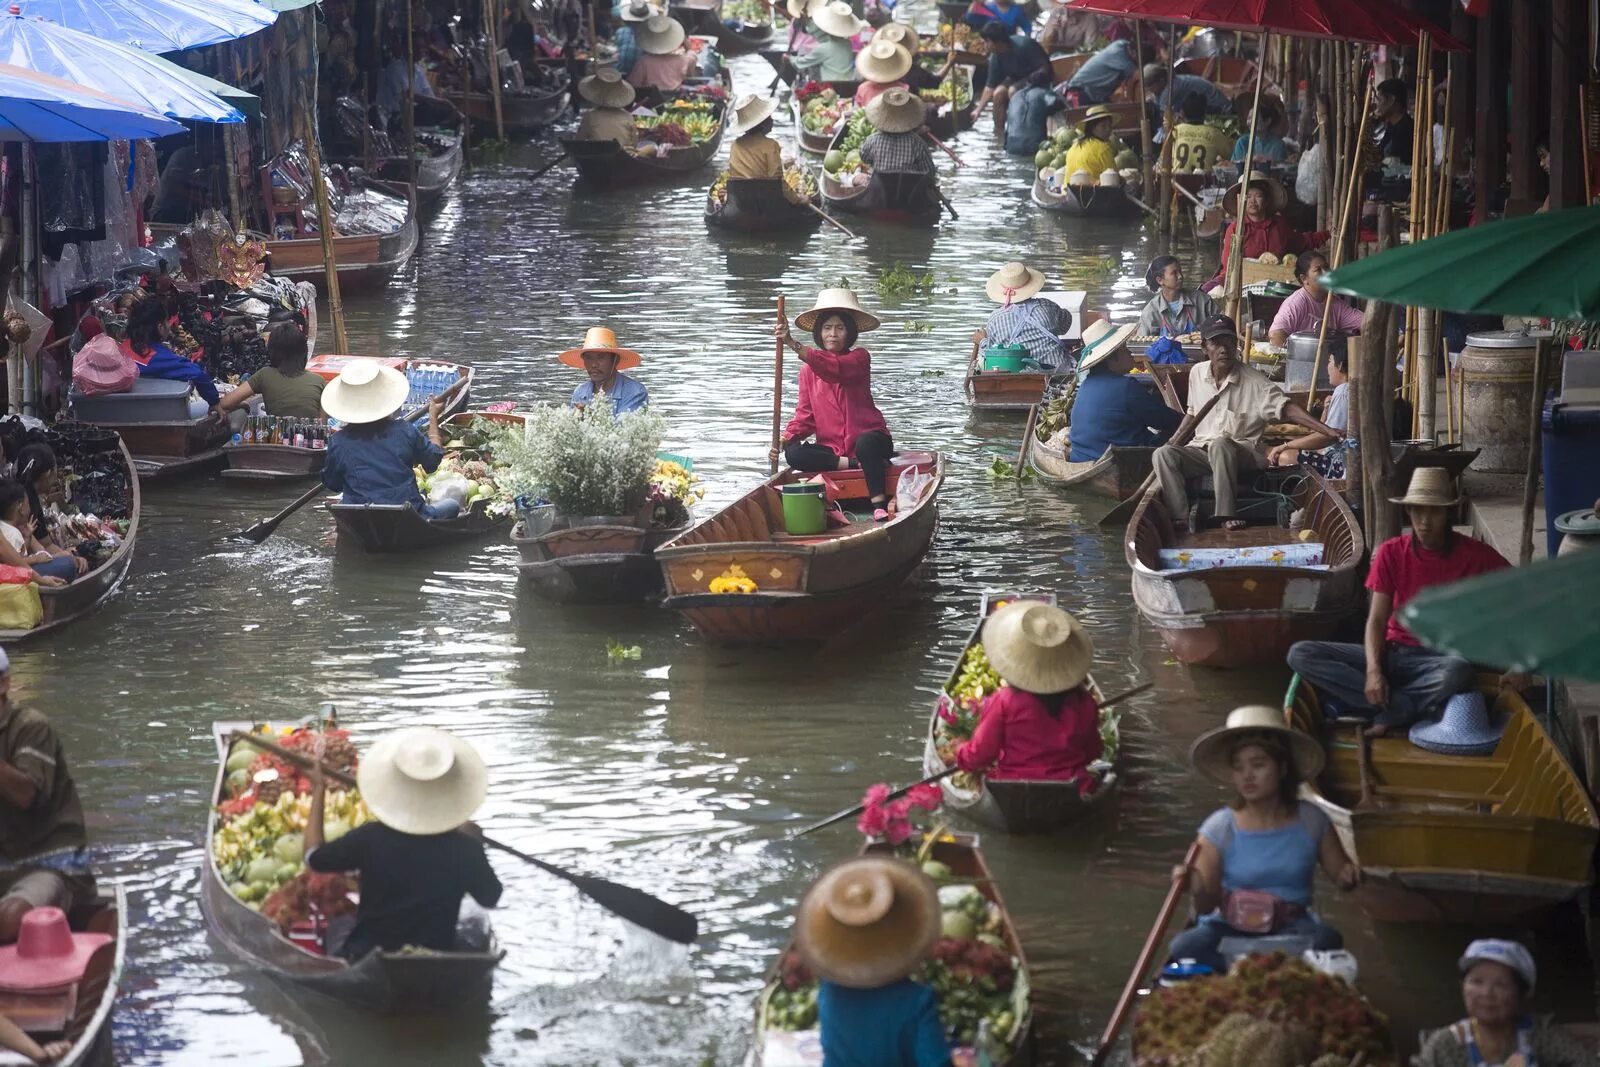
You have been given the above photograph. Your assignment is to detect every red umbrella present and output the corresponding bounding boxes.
[1063,0,1467,49]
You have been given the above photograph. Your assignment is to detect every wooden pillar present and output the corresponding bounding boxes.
[1449,2,1474,184]
[1508,1,1536,207]
[1473,5,1505,223]
[1549,0,1587,210]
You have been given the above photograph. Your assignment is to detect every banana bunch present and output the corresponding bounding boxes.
[949,642,1002,702]
[679,113,720,142]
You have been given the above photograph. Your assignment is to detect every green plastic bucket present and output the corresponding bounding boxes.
[982,344,1028,373]
[780,482,827,535]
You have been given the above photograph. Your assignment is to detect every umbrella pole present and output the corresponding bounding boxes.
[484,0,506,142]
[1224,32,1269,325]
[1134,21,1154,232]
[1520,337,1551,563]
[300,101,349,354]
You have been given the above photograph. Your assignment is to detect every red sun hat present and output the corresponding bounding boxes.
[0,907,111,992]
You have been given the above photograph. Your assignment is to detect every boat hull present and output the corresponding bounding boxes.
[964,368,1051,412]
[562,103,726,186]
[445,86,569,136]
[266,189,419,292]
[1032,174,1141,217]
[705,179,821,233]
[1028,435,1152,500]
[513,523,680,604]
[331,501,510,553]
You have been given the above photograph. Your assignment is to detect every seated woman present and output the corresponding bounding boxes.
[1415,940,1596,1067]
[1138,255,1218,338]
[573,70,639,148]
[772,289,897,521]
[1204,172,1327,291]
[1268,250,1364,347]
[320,362,459,521]
[1167,706,1359,975]
[725,95,783,181]
[954,601,1103,787]
[122,299,220,417]
[972,262,1072,370]
[0,481,74,586]
[1062,105,1117,178]
[792,2,866,84]
[13,445,88,580]
[853,39,913,107]
[217,323,326,431]
[1231,99,1290,163]
[1267,345,1349,479]
[627,15,699,93]
[1068,320,1181,463]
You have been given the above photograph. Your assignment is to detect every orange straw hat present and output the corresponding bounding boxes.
[558,326,642,370]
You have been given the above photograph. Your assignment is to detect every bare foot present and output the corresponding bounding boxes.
[1363,723,1390,739]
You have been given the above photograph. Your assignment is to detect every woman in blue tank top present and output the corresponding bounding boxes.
[1167,705,1360,974]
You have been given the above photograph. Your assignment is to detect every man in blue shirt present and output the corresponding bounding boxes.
[975,23,1051,142]
[1142,64,1232,116]
[1064,38,1135,105]
[1067,320,1181,463]
[1003,84,1065,155]
[561,326,650,416]
[321,361,460,521]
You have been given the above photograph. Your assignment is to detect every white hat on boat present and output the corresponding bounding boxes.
[1459,939,1537,994]
[1408,690,1504,756]
[578,69,636,109]
[636,14,687,55]
[1077,318,1137,373]
[794,856,940,988]
[795,288,880,333]
[729,93,778,136]
[871,22,918,48]
[1190,705,1325,785]
[619,0,659,22]
[856,39,913,84]
[811,0,867,40]
[320,359,410,424]
[984,261,1046,305]
[981,600,1094,694]
[865,85,924,133]
[1389,466,1461,508]
[358,726,488,836]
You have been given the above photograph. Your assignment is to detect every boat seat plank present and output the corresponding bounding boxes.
[770,521,876,543]
[1180,525,1325,549]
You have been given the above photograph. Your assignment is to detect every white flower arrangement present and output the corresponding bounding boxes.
[489,399,665,518]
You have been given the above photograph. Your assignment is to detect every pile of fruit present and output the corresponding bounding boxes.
[932,23,985,54]
[419,417,517,518]
[1133,954,1393,1067]
[821,111,875,187]
[917,72,972,110]
[708,165,816,206]
[798,86,849,136]
[646,457,703,527]
[1033,127,1141,190]
[635,105,719,153]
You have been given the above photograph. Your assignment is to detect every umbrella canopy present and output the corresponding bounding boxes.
[0,12,243,122]
[144,53,255,103]
[0,61,183,140]
[254,0,316,10]
[1063,0,1466,49]
[1400,548,1600,683]
[7,0,275,52]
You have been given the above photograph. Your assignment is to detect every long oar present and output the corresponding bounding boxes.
[921,129,966,168]
[805,201,858,239]
[232,375,468,545]
[529,153,570,180]
[1097,391,1222,527]
[935,188,959,220]
[770,295,786,475]
[1016,404,1039,482]
[788,682,1153,840]
[1090,839,1201,1066]
[230,730,700,945]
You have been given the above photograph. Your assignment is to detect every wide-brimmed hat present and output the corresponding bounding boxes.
[1082,104,1115,132]
[786,0,822,20]
[981,600,1094,694]
[636,13,686,54]
[984,262,1046,305]
[1223,169,1288,216]
[1145,254,1181,292]
[865,85,924,133]
[0,907,112,991]
[321,359,410,424]
[856,39,913,84]
[579,69,636,109]
[1460,939,1537,994]
[72,333,137,396]
[1077,319,1137,373]
[795,288,881,333]
[358,726,488,836]
[794,856,940,988]
[558,326,643,370]
[872,22,917,48]
[1409,691,1504,756]
[730,93,777,136]
[811,0,867,40]
[1190,705,1325,785]
[1389,466,1460,507]
[619,0,658,21]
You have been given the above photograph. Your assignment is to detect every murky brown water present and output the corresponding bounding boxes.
[13,53,1595,1066]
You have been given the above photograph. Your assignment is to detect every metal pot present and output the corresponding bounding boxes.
[1555,508,1600,556]
[1285,331,1347,392]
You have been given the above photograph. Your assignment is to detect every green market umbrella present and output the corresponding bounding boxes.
[1321,203,1600,321]
[1399,548,1600,682]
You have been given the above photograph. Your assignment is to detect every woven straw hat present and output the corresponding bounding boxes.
[1389,466,1460,507]
[856,39,913,84]
[0,908,111,991]
[795,288,880,333]
[619,0,659,21]
[794,857,940,988]
[321,359,410,424]
[729,94,777,136]
[1409,691,1504,756]
[357,727,488,836]
[981,601,1094,694]
[811,0,867,40]
[872,22,917,48]
[1223,169,1288,217]
[558,326,643,370]
[579,69,636,109]
[865,85,924,133]
[636,13,687,54]
[1083,103,1115,134]
[1077,318,1136,373]
[786,0,822,20]
[984,261,1046,305]
[1190,705,1325,786]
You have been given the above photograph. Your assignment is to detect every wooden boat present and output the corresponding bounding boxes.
[70,378,230,484]
[1031,172,1142,218]
[223,360,474,485]
[200,721,503,1012]
[922,591,1120,833]
[963,367,1050,412]
[329,411,521,553]
[379,127,464,211]
[1125,467,1366,668]
[671,0,776,55]
[791,82,855,157]
[746,832,1032,1066]
[1286,674,1600,924]
[656,451,943,643]
[920,65,975,141]
[705,177,822,233]
[514,521,686,604]
[444,82,569,137]
[262,180,419,292]
[1028,432,1153,501]
[0,885,125,1067]
[562,97,728,186]
[820,125,941,226]
[758,48,794,85]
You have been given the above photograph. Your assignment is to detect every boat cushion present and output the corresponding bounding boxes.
[69,378,192,423]
[1158,543,1327,571]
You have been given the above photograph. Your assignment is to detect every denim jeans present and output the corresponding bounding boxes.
[31,555,79,582]
[1169,914,1343,975]
[1287,640,1477,730]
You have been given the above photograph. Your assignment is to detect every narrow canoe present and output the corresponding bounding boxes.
[514,521,685,604]
[671,0,776,56]
[371,128,464,211]
[0,885,125,1067]
[444,83,570,137]
[819,125,941,226]
[1285,673,1600,924]
[199,722,503,1013]
[0,436,140,642]
[1027,432,1153,501]
[920,65,975,141]
[1125,467,1366,668]
[655,451,943,643]
[263,180,419,292]
[746,832,1033,1066]
[561,98,728,186]
[1031,173,1142,218]
[705,177,822,233]
[922,591,1120,833]
[791,82,856,157]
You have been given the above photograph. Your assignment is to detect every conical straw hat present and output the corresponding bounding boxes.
[981,601,1094,694]
[794,288,881,333]
[357,727,489,836]
[636,13,686,54]
[856,39,913,84]
[794,857,940,988]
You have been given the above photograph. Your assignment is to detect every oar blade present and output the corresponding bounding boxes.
[565,871,700,945]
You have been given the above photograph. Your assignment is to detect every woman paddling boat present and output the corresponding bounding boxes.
[971,261,1073,371]
[320,362,458,522]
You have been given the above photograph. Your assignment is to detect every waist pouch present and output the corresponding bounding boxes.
[1222,889,1305,934]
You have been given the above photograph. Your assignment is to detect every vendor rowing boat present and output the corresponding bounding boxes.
[561,87,729,186]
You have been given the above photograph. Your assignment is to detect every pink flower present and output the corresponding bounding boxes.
[904,783,943,812]
[857,804,889,837]
[884,814,916,845]
[862,783,891,808]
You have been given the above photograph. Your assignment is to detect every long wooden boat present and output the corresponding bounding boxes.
[705,177,822,233]
[562,98,728,186]
[223,360,474,485]
[655,451,943,643]
[0,885,125,1067]
[444,82,570,137]
[672,0,776,55]
[1285,674,1600,924]
[921,591,1120,833]
[746,832,1032,1066]
[200,721,503,1013]
[1028,432,1153,501]
[1125,467,1365,668]
[514,521,686,604]
[920,65,975,141]
[1031,173,1142,217]
[329,411,521,553]
[791,82,856,157]
[375,128,464,211]
[70,384,230,484]
[820,126,941,227]
[263,180,419,292]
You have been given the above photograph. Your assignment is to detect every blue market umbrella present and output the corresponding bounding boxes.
[8,0,275,52]
[0,61,183,140]
[0,12,243,123]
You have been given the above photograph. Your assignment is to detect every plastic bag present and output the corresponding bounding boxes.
[0,582,42,630]
[427,475,470,505]
[896,467,934,512]
[0,564,34,585]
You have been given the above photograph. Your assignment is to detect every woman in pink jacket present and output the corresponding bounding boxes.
[770,289,897,521]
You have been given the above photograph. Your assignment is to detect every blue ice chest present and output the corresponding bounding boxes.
[1542,400,1600,557]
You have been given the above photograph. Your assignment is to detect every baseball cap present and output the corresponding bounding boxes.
[1459,939,1536,994]
[1200,315,1238,341]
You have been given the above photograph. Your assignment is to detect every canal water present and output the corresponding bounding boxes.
[16,53,1594,1066]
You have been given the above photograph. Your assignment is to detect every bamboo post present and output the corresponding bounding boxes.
[1303,73,1372,411]
[1134,21,1154,222]
[484,0,506,142]
[1160,24,1176,239]
[301,102,349,354]
[1225,32,1270,324]
[770,296,786,474]
[1519,337,1551,563]
[1413,37,1437,440]
[403,3,418,210]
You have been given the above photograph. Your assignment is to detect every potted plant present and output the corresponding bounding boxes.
[492,401,665,528]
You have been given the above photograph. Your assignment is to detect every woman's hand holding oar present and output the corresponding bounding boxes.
[230,730,700,945]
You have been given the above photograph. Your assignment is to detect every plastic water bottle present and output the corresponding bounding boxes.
[1158,958,1214,986]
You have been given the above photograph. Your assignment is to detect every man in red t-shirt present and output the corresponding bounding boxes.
[1287,468,1514,738]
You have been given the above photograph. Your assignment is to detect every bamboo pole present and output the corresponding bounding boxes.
[484,0,506,142]
[1134,21,1154,227]
[301,102,348,354]
[1225,33,1270,324]
[1413,36,1437,440]
[1303,72,1372,412]
[1160,24,1176,239]
[403,2,418,211]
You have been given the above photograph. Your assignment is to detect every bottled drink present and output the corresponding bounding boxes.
[269,417,283,445]
[242,418,255,445]
[293,420,307,449]
[312,421,327,449]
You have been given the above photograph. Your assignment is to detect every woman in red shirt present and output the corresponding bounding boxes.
[772,289,897,521]
[955,601,1103,787]
[1204,172,1328,291]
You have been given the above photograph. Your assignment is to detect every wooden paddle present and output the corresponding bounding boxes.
[935,188,959,220]
[770,295,786,475]
[921,129,967,168]
[232,375,468,545]
[229,730,700,946]
[1097,391,1223,527]
[805,202,858,239]
[1090,839,1202,1066]
[529,153,569,180]
[1016,404,1038,482]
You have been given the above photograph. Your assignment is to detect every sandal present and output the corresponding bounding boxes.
[873,507,891,522]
